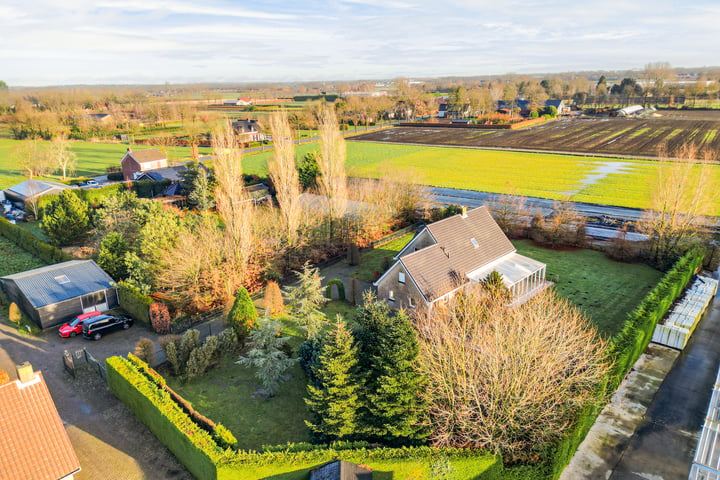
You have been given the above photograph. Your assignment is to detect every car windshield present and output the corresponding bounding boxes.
[69,317,83,327]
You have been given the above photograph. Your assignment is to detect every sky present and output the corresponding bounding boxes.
[1,0,719,86]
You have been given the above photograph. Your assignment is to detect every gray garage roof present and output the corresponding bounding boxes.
[1,260,114,309]
[5,179,68,202]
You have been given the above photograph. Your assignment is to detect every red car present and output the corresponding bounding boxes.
[58,311,102,337]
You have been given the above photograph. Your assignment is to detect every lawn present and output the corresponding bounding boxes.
[0,235,46,276]
[513,240,663,337]
[167,353,312,452]
[0,139,211,189]
[352,232,415,283]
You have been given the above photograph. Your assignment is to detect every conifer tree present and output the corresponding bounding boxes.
[41,190,89,245]
[227,286,258,341]
[237,318,294,397]
[285,262,328,338]
[355,292,429,444]
[305,316,361,441]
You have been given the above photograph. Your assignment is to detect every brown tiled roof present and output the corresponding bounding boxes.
[127,148,166,164]
[401,206,515,301]
[0,372,81,480]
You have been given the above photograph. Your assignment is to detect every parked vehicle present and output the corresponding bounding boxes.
[82,314,133,340]
[58,311,102,337]
[86,179,98,186]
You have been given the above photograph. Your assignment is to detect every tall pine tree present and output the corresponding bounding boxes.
[305,316,361,441]
[355,292,429,445]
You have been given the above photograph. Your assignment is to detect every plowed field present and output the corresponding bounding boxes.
[350,118,720,158]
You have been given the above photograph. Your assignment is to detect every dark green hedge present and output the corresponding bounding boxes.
[108,353,502,480]
[0,217,72,264]
[325,279,345,300]
[547,247,705,479]
[117,282,153,324]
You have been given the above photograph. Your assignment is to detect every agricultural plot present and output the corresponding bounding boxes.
[350,118,720,158]
[243,141,720,214]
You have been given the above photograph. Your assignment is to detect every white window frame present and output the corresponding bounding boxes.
[407,296,414,308]
[389,290,395,301]
[398,272,406,284]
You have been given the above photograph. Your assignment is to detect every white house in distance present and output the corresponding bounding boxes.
[374,206,547,310]
[120,147,168,181]
[223,97,252,106]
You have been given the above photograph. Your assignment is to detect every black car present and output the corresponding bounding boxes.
[82,314,133,340]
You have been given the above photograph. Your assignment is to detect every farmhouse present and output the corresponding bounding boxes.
[374,206,547,310]
[0,363,81,480]
[224,97,252,106]
[231,119,265,143]
[545,99,570,115]
[120,147,168,181]
[4,179,69,207]
[0,260,118,329]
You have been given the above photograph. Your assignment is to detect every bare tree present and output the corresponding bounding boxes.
[13,139,52,178]
[490,185,530,238]
[415,287,608,462]
[267,110,303,246]
[212,121,255,286]
[51,135,77,180]
[316,106,348,239]
[638,143,714,268]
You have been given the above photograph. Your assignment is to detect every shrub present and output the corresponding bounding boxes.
[0,370,9,385]
[165,342,180,376]
[134,338,157,365]
[179,329,201,372]
[263,281,285,317]
[150,302,171,334]
[226,287,258,342]
[0,289,7,306]
[8,302,22,323]
[216,328,238,354]
[117,282,153,325]
[40,190,90,245]
[97,233,130,280]
[186,336,219,382]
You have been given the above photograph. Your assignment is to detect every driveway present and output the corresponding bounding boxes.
[0,317,191,480]
[609,292,720,479]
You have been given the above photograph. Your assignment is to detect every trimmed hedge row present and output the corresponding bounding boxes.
[547,247,705,479]
[107,354,503,480]
[106,355,222,480]
[117,282,154,325]
[0,217,72,264]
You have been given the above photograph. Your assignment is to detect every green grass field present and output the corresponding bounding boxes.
[353,233,416,283]
[242,140,720,214]
[0,139,211,189]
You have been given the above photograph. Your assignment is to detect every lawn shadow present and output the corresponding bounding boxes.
[261,467,392,480]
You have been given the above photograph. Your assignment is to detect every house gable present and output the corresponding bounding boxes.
[374,261,425,309]
[395,228,436,259]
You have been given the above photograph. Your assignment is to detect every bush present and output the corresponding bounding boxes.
[0,217,72,264]
[0,370,9,385]
[8,302,22,323]
[150,302,171,334]
[40,190,90,245]
[134,338,157,365]
[216,328,238,354]
[263,281,285,317]
[186,336,219,382]
[179,329,201,373]
[117,281,153,325]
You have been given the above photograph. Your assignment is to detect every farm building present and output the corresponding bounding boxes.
[616,104,643,117]
[374,206,547,310]
[0,260,118,329]
[0,363,81,480]
[545,99,570,115]
[309,461,372,480]
[4,179,69,207]
[120,147,168,181]
[134,166,186,182]
[224,97,252,106]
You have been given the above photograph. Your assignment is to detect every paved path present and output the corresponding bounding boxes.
[609,288,720,479]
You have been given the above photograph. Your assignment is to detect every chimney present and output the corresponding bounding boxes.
[15,362,35,384]
[127,147,132,153]
[461,206,468,218]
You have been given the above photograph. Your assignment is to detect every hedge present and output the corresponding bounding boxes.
[0,217,72,264]
[546,247,705,479]
[107,354,503,480]
[117,282,154,325]
[106,355,222,480]
[325,279,345,301]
